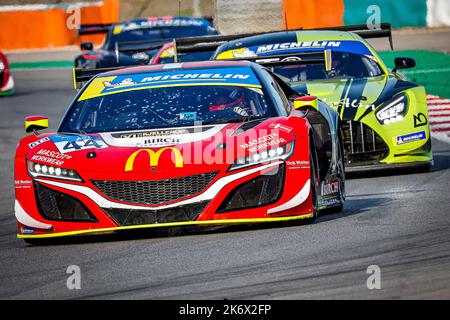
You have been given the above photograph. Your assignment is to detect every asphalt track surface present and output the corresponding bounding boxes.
[0,68,449,300]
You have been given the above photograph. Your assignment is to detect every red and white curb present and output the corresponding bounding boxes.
[427,94,450,143]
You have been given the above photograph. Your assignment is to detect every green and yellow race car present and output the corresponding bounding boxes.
[212,24,433,172]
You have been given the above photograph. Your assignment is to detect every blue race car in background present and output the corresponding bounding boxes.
[75,16,218,69]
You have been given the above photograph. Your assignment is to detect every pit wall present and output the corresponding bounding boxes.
[0,0,119,50]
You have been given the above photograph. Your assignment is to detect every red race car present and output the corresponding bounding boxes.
[15,60,345,243]
[0,51,14,96]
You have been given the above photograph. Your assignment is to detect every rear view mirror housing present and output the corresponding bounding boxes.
[80,42,94,51]
[393,57,416,72]
[25,115,48,134]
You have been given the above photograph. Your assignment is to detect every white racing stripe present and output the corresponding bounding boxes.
[15,200,52,230]
[267,179,310,214]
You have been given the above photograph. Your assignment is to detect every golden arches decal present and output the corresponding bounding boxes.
[125,147,184,171]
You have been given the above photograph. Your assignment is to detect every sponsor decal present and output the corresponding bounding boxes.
[21,227,34,235]
[113,128,191,139]
[319,198,341,207]
[393,131,426,146]
[179,112,197,121]
[269,123,292,133]
[233,106,249,117]
[240,133,286,153]
[286,160,309,170]
[217,40,373,59]
[414,113,428,128]
[125,147,183,171]
[50,135,107,154]
[321,97,376,110]
[321,181,339,196]
[256,41,341,54]
[79,68,262,101]
[141,137,181,147]
[15,180,32,189]
[28,137,50,149]
[115,18,207,34]
[30,149,73,166]
[286,160,310,170]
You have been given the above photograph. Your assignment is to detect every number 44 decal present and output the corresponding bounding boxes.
[63,138,104,151]
[52,137,107,154]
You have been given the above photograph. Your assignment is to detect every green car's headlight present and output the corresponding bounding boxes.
[230,141,295,171]
[376,94,408,125]
[27,160,82,182]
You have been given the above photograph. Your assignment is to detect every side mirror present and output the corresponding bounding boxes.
[393,57,416,72]
[293,96,318,112]
[25,116,48,133]
[80,42,94,51]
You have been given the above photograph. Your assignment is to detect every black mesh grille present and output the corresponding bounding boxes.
[341,120,389,166]
[35,183,96,222]
[92,171,219,205]
[218,164,285,213]
[0,72,4,87]
[103,201,208,226]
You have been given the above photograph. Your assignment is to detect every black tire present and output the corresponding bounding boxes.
[23,238,44,246]
[325,131,346,214]
[305,137,319,223]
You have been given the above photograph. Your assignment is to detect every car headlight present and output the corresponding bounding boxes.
[376,94,407,125]
[230,141,294,171]
[27,160,82,182]
[0,61,5,71]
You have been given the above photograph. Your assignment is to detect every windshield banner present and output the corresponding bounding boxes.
[78,67,262,101]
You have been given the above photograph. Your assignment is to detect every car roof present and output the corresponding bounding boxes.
[98,60,254,77]
[217,30,361,52]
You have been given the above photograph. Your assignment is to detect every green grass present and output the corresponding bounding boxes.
[10,61,73,69]
[379,50,450,99]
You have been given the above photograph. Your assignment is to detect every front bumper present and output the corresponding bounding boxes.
[341,119,433,171]
[16,160,314,239]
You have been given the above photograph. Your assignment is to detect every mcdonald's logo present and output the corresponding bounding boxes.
[125,147,183,171]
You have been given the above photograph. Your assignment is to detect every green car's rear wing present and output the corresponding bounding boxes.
[173,23,392,60]
[312,23,393,50]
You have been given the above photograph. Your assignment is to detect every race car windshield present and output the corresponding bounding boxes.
[60,86,275,133]
[273,51,384,83]
[105,26,216,50]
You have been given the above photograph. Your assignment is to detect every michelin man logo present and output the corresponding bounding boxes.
[232,48,257,58]
[103,78,137,88]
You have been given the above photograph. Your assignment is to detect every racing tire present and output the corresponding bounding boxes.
[325,130,346,214]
